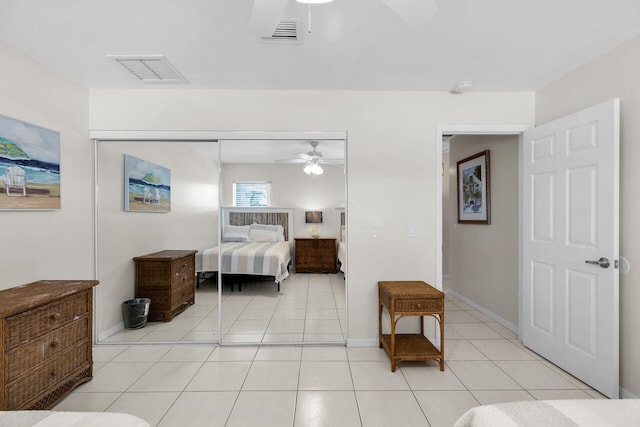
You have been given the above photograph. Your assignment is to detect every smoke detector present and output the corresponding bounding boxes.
[450,81,473,94]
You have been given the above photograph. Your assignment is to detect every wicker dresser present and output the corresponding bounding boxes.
[133,250,197,322]
[378,281,444,372]
[295,238,337,273]
[0,280,98,410]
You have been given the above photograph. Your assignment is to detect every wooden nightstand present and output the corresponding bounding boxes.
[378,280,444,372]
[295,238,337,273]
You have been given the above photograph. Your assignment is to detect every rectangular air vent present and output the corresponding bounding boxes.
[106,55,188,83]
[260,19,301,44]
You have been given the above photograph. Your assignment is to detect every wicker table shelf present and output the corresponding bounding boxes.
[378,281,444,372]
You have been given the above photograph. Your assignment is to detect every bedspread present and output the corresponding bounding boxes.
[0,411,150,427]
[453,399,640,427]
[198,241,291,283]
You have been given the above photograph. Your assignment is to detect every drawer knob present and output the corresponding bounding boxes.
[50,369,57,377]
[416,303,423,309]
[50,341,59,348]
[50,313,61,320]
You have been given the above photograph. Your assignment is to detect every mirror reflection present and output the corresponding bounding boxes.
[95,137,346,345]
[96,140,220,343]
[216,139,346,344]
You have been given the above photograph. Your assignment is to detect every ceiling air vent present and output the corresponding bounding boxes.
[106,55,188,83]
[259,19,301,44]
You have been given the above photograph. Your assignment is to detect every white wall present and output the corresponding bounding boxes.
[96,140,219,338]
[0,41,93,289]
[89,89,535,344]
[220,163,345,239]
[536,35,640,398]
[445,135,520,327]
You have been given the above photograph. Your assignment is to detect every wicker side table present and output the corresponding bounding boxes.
[378,281,444,372]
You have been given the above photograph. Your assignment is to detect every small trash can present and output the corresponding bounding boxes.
[122,298,151,329]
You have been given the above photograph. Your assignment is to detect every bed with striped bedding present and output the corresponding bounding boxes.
[199,241,291,290]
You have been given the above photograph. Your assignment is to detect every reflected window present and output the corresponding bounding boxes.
[233,181,271,207]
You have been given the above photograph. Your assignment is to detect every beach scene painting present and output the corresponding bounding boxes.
[124,154,171,212]
[0,114,60,210]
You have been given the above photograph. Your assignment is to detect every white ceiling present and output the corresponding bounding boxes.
[188,139,345,164]
[2,0,640,92]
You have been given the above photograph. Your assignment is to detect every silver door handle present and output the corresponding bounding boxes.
[585,257,610,268]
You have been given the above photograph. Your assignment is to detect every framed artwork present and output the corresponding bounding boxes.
[457,150,490,224]
[124,154,171,213]
[0,114,61,210]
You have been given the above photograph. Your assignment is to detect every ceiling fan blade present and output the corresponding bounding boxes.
[319,159,345,166]
[250,0,291,37]
[295,153,314,161]
[276,158,306,164]
[381,0,438,26]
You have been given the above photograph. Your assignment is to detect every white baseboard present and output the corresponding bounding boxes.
[97,322,124,342]
[347,338,378,347]
[445,289,519,334]
[621,388,639,399]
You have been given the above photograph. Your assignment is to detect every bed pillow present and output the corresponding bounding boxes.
[248,223,284,242]
[222,225,250,242]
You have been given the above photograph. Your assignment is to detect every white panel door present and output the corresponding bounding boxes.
[521,99,619,398]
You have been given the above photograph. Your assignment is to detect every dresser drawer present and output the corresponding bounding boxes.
[172,268,194,287]
[392,298,443,313]
[172,257,193,276]
[6,317,89,381]
[6,341,90,409]
[6,293,88,349]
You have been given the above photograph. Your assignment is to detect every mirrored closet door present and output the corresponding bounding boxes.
[94,139,221,344]
[218,139,347,345]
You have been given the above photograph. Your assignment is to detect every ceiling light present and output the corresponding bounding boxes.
[303,161,323,175]
[296,0,333,33]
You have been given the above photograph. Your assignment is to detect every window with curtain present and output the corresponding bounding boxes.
[233,181,271,207]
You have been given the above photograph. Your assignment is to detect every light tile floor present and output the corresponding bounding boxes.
[105,273,346,344]
[56,294,605,426]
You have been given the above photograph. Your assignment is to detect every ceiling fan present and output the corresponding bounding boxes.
[250,0,438,37]
[276,141,343,175]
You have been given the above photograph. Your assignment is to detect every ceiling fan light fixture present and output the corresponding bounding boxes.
[311,164,324,175]
[303,164,313,174]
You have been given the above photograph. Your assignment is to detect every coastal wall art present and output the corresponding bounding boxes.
[124,154,171,213]
[0,114,61,210]
[457,150,491,224]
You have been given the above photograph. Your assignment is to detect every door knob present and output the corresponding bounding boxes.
[585,257,610,268]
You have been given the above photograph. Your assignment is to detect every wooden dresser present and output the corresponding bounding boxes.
[133,250,197,322]
[295,238,337,273]
[0,280,98,410]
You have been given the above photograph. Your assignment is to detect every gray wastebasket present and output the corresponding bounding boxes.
[122,298,151,329]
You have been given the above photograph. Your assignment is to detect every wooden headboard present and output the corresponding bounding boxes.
[222,207,294,241]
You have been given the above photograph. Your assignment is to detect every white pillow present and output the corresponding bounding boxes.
[248,223,283,242]
[223,225,250,242]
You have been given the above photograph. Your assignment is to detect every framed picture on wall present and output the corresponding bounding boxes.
[457,150,490,224]
[124,154,171,213]
[0,114,61,210]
